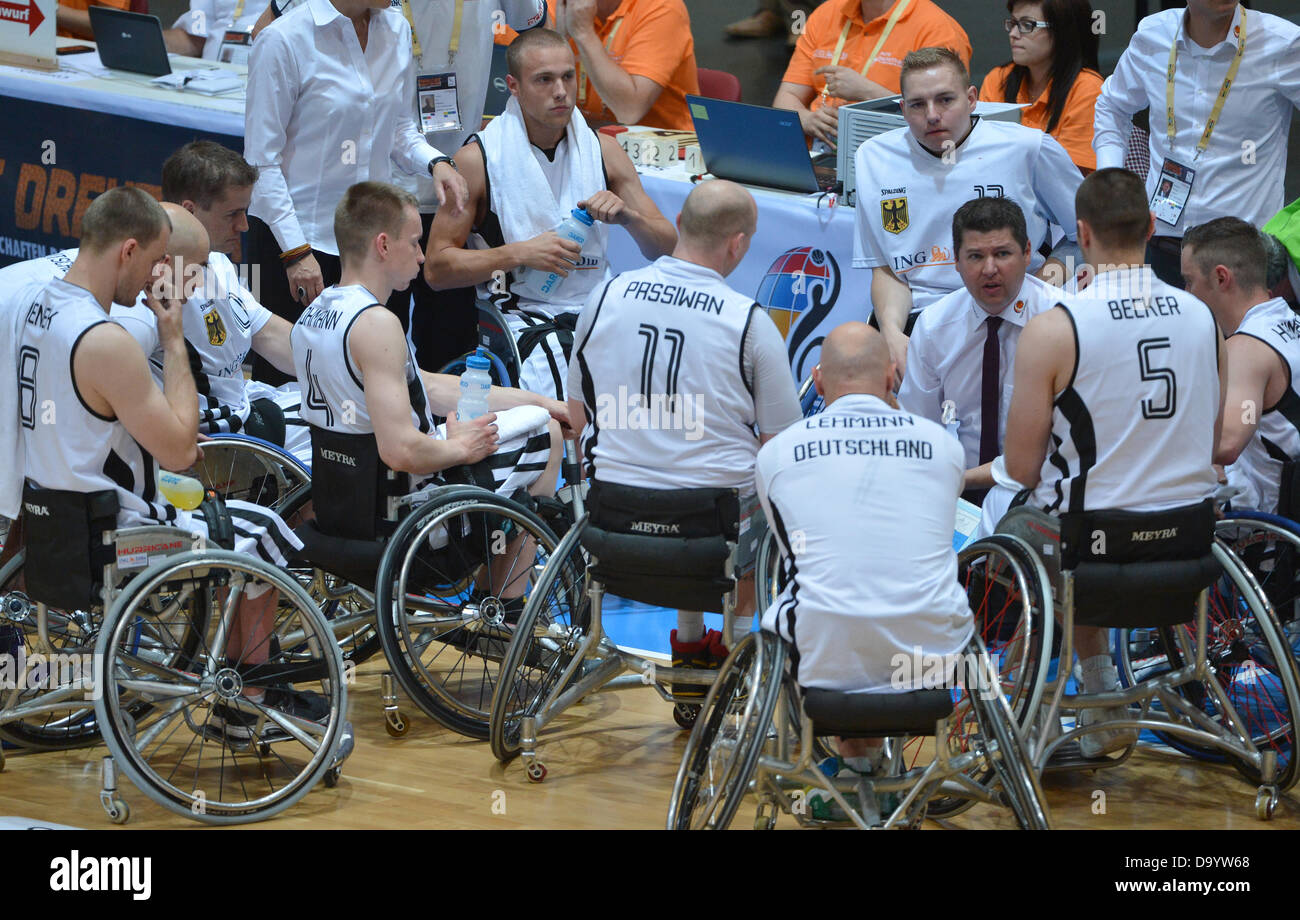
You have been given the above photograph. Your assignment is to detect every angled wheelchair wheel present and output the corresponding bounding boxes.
[489,517,589,763]
[667,631,786,830]
[1114,532,1300,789]
[377,487,559,739]
[188,434,311,515]
[920,536,1052,819]
[94,550,345,824]
[797,375,824,418]
[966,639,1051,830]
[0,549,106,750]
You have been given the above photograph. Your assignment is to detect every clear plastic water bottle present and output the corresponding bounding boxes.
[157,470,205,510]
[457,349,493,420]
[516,207,594,300]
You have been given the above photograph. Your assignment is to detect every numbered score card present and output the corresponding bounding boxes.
[0,0,55,70]
[616,130,697,171]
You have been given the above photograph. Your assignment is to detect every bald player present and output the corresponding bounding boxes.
[568,179,801,714]
[756,321,973,819]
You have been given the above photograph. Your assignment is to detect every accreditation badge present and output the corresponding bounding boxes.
[417,72,462,135]
[217,30,253,65]
[1150,158,1196,227]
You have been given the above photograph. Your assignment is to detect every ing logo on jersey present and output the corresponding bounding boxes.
[204,307,227,346]
[881,197,909,235]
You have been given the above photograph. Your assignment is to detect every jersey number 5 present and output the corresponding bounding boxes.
[1137,337,1176,420]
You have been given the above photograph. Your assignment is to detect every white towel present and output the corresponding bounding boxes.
[478,96,610,312]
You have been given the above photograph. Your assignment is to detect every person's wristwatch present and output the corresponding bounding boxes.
[429,156,457,175]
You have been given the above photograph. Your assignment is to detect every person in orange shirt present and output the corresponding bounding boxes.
[774,0,971,147]
[553,0,699,130]
[979,0,1102,173]
[56,0,133,40]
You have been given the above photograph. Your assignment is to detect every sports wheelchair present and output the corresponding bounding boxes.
[0,484,347,824]
[998,500,1300,819]
[1113,509,1300,790]
[667,628,1049,830]
[488,482,747,781]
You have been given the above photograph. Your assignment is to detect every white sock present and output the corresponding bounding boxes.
[676,610,704,644]
[843,755,874,775]
[1080,653,1119,694]
[730,616,753,642]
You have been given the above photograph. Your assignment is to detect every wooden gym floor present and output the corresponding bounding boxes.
[0,655,1295,830]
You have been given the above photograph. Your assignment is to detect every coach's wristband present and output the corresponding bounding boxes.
[280,244,312,266]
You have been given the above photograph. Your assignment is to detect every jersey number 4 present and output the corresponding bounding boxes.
[304,348,335,427]
[1137,337,1176,420]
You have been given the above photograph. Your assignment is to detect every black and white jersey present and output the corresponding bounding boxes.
[1228,297,1300,514]
[1031,267,1220,513]
[0,248,76,293]
[291,283,434,436]
[569,256,800,490]
[183,252,273,433]
[756,394,973,692]
[19,278,175,526]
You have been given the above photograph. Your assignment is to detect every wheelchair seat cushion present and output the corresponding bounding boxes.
[292,520,384,592]
[581,481,740,611]
[1060,499,1218,628]
[802,687,955,738]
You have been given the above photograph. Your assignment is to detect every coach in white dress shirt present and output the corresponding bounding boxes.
[243,0,469,382]
[899,196,1057,502]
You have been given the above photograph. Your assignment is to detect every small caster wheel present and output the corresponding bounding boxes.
[324,765,342,788]
[257,742,271,758]
[385,714,409,737]
[1256,785,1278,821]
[673,703,700,729]
[106,799,130,825]
[526,761,547,783]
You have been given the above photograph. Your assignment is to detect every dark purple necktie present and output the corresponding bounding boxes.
[979,316,1003,466]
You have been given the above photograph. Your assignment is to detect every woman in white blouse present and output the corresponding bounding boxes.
[244,0,467,381]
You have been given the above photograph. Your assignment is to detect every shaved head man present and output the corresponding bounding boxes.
[756,319,972,821]
[568,178,801,722]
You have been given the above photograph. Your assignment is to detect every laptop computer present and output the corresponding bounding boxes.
[686,95,835,195]
[89,6,171,77]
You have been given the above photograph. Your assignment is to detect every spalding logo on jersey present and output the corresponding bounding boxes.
[204,306,227,346]
[755,246,841,380]
[881,197,909,235]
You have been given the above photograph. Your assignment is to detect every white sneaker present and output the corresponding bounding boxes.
[1077,705,1138,757]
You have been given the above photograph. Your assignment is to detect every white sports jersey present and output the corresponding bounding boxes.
[19,279,176,527]
[1227,297,1300,514]
[1031,267,1220,514]
[853,118,1080,312]
[756,394,973,693]
[568,257,788,490]
[183,252,273,433]
[292,284,435,436]
[0,248,76,292]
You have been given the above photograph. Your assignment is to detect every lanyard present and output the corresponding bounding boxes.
[400,0,473,65]
[578,16,622,107]
[822,0,911,102]
[233,0,245,21]
[1165,6,1246,161]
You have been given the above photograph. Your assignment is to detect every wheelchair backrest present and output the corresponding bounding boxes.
[581,480,739,611]
[309,427,408,541]
[1059,499,1218,627]
[20,483,118,611]
[475,299,521,389]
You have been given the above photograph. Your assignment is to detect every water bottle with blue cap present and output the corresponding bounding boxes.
[457,348,493,420]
